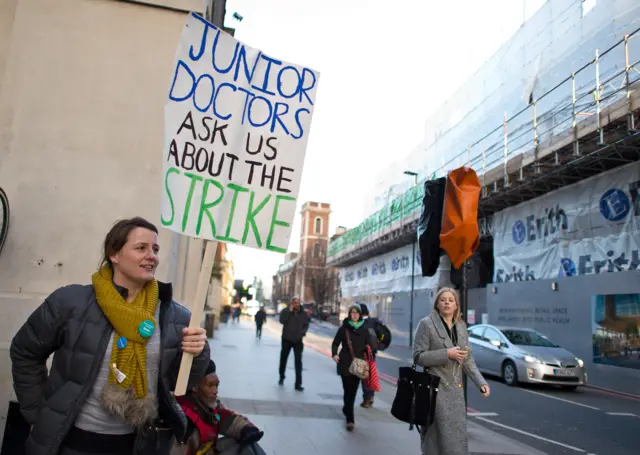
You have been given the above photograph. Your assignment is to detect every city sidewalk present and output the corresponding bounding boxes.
[209,319,547,455]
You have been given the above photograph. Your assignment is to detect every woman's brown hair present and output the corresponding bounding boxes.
[432,287,461,322]
[99,217,158,269]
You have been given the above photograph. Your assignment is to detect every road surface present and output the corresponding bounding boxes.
[301,318,640,455]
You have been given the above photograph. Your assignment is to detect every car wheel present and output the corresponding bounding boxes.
[563,385,578,391]
[502,360,518,386]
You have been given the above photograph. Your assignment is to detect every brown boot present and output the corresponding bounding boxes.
[346,422,355,432]
[360,399,373,408]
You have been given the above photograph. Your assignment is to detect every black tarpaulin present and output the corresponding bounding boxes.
[417,177,446,277]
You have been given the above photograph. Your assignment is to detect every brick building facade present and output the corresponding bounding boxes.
[272,252,298,306]
[272,202,342,314]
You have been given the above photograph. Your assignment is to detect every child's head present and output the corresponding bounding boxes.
[192,360,219,406]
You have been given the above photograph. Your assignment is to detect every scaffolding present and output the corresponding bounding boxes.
[328,29,640,268]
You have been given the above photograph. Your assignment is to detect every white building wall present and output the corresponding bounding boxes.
[0,0,205,438]
[366,0,640,216]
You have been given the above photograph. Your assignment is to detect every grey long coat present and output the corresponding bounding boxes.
[413,312,487,455]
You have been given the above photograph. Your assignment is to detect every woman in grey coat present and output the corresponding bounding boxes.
[413,287,491,455]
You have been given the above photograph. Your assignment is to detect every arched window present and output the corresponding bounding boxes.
[315,217,322,234]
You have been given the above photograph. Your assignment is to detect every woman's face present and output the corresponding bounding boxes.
[437,291,457,318]
[110,227,159,286]
[350,309,360,322]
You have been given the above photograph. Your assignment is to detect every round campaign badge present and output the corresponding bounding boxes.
[138,320,155,338]
[117,336,128,349]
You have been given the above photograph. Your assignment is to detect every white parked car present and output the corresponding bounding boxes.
[467,324,587,390]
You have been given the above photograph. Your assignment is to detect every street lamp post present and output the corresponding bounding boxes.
[461,259,469,405]
[404,170,418,348]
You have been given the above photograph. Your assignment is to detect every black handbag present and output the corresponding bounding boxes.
[1,401,29,455]
[390,364,440,431]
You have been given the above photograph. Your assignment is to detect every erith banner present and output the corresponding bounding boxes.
[492,162,640,282]
[340,244,450,297]
[161,13,319,253]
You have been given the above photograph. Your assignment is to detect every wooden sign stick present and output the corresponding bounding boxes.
[174,239,219,396]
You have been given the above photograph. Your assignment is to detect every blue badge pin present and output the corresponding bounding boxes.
[138,320,155,338]
[117,336,128,349]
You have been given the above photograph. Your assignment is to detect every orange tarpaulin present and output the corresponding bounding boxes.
[439,167,481,269]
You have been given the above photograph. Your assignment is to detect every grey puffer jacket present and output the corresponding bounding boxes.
[10,281,211,455]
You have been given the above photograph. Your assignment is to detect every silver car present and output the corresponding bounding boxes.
[467,324,587,390]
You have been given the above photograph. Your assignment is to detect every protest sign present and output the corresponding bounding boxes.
[166,12,320,396]
[161,12,320,253]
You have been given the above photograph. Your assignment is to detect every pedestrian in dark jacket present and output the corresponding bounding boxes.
[254,305,267,339]
[278,297,309,390]
[331,303,376,432]
[222,305,231,325]
[358,303,376,408]
[232,306,241,324]
[10,217,211,455]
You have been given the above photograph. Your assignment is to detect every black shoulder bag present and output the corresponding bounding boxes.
[390,362,440,431]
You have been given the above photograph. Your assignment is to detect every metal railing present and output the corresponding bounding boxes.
[327,182,423,258]
[328,29,640,261]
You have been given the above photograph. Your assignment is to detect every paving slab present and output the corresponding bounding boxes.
[209,320,546,455]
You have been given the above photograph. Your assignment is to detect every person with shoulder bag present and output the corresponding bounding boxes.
[413,287,490,455]
[358,303,391,408]
[331,304,376,432]
[10,217,211,455]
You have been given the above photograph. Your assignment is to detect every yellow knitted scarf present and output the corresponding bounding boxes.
[92,266,159,399]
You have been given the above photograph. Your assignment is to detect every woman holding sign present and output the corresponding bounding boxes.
[10,217,210,455]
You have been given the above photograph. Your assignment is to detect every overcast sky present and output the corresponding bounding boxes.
[224,0,546,296]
